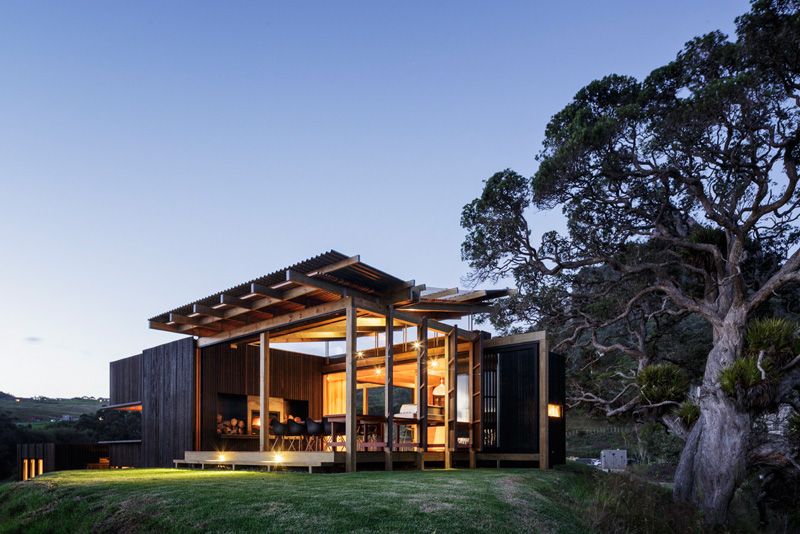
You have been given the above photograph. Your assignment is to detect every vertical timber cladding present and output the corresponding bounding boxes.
[109,354,142,405]
[481,336,542,454]
[548,351,567,465]
[198,343,324,451]
[141,338,196,468]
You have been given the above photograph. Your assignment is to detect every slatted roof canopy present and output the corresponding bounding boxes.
[148,250,513,338]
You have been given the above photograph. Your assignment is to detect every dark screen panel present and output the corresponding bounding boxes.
[497,347,538,453]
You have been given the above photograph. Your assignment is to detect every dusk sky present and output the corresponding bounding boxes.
[0,1,749,398]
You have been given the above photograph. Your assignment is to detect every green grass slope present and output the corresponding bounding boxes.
[0,464,705,534]
[0,397,106,424]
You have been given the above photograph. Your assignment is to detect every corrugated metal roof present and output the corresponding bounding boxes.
[148,250,408,323]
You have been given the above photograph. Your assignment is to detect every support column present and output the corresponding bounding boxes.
[468,337,477,469]
[259,331,270,452]
[345,300,358,472]
[194,346,201,451]
[417,318,428,455]
[538,334,550,470]
[444,326,456,469]
[384,306,394,471]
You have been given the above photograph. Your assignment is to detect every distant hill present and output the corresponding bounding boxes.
[0,394,109,424]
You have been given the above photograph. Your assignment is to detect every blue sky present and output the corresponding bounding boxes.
[0,1,749,397]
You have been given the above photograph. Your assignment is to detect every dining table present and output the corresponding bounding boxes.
[324,414,420,451]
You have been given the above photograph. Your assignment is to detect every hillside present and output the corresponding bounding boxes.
[0,395,107,424]
[0,464,712,534]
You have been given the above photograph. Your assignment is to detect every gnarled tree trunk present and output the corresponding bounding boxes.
[673,308,751,525]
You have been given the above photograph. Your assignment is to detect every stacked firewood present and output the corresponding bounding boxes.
[216,414,246,435]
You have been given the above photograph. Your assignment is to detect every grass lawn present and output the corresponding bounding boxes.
[0,463,703,534]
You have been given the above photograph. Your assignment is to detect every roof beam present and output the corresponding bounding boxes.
[448,289,488,302]
[197,298,352,348]
[397,302,490,314]
[306,255,360,276]
[191,303,227,319]
[423,288,459,299]
[216,294,256,310]
[241,283,285,300]
[286,269,381,303]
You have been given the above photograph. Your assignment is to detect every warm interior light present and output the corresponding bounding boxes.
[356,351,364,358]
[217,453,225,461]
[547,404,562,418]
[274,454,284,463]
[432,378,446,397]
[374,367,382,376]
[412,341,422,350]
[252,416,261,429]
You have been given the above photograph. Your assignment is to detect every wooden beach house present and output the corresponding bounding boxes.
[104,251,566,472]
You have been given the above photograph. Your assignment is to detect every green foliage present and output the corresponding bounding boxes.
[636,363,688,404]
[0,409,140,480]
[676,401,700,428]
[628,422,684,465]
[720,358,762,397]
[746,317,799,355]
[589,470,702,533]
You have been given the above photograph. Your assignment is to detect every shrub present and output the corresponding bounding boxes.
[589,471,702,533]
[746,317,799,360]
[720,357,761,397]
[637,363,688,404]
[676,401,700,427]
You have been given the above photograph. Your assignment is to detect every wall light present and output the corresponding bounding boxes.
[547,404,562,418]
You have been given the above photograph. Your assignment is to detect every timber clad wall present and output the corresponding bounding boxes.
[141,338,196,467]
[548,352,567,465]
[479,339,566,464]
[497,345,539,453]
[107,442,142,467]
[110,354,142,405]
[199,344,323,451]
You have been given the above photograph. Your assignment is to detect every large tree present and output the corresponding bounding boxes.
[461,0,800,524]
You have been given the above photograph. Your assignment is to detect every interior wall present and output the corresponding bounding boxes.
[199,343,323,451]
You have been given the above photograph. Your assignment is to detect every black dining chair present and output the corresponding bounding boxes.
[305,419,325,451]
[286,419,307,451]
[269,418,286,451]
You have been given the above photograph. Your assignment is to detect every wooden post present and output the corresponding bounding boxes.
[444,326,457,469]
[194,346,201,451]
[345,300,357,472]
[468,337,477,469]
[259,331,270,452]
[384,305,394,471]
[417,318,428,454]
[538,334,549,470]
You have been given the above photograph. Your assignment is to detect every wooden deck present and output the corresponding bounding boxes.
[173,450,541,472]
